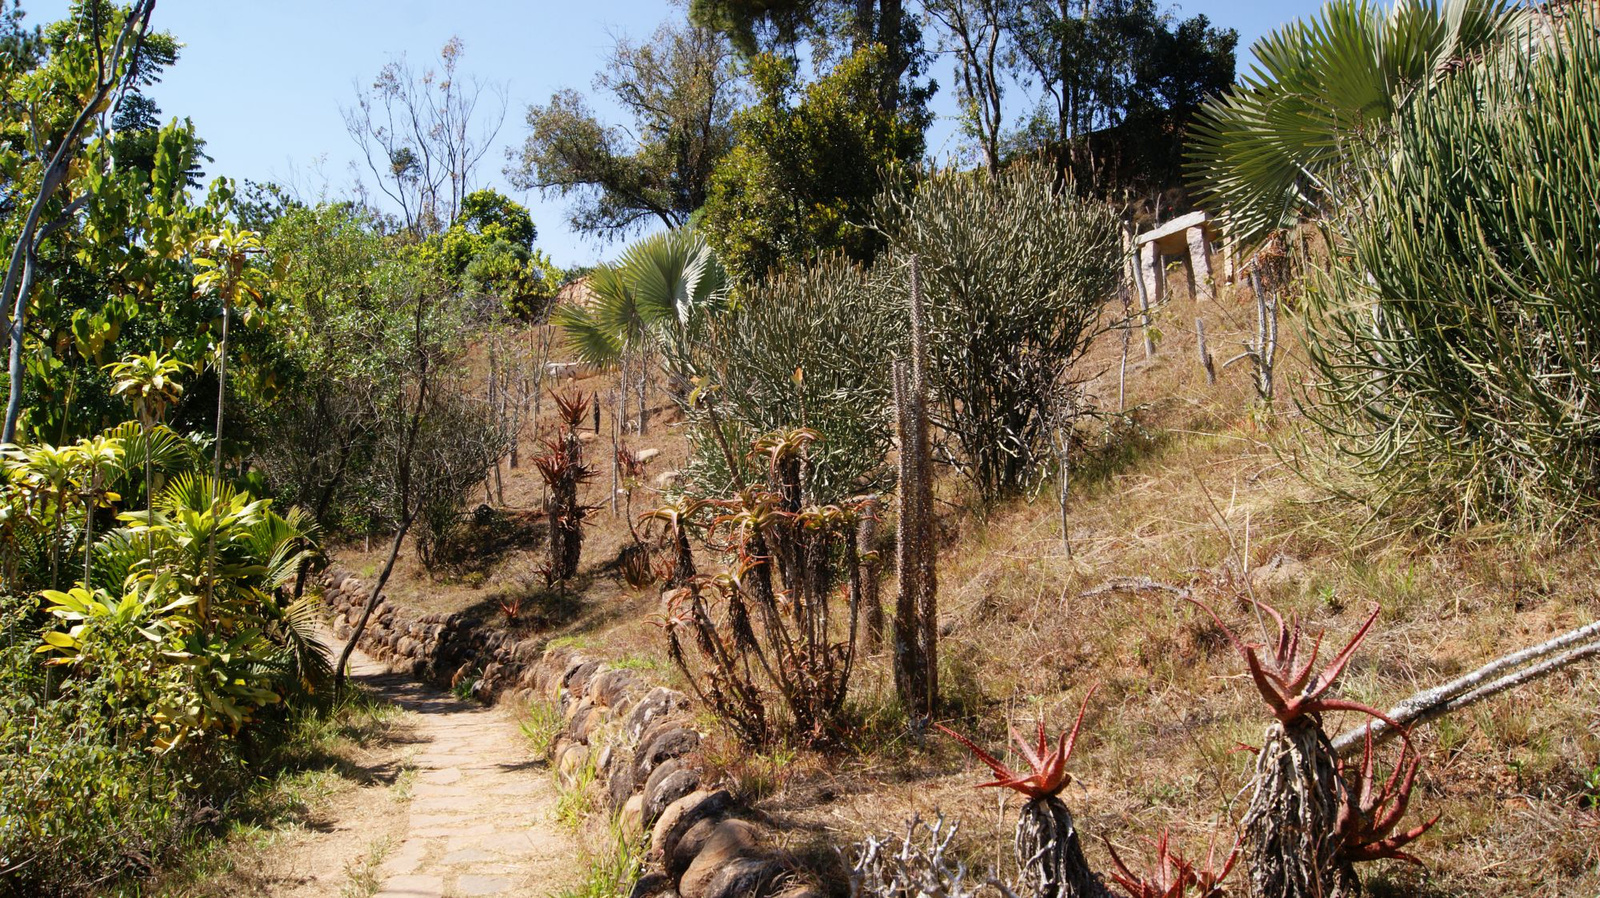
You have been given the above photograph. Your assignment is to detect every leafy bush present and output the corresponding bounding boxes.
[1302,15,1600,528]
[702,46,924,283]
[687,254,899,504]
[877,160,1122,499]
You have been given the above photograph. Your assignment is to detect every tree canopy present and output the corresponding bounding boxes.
[510,19,744,241]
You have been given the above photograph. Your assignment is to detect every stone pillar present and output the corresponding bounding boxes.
[1139,242,1164,309]
[1186,226,1215,301]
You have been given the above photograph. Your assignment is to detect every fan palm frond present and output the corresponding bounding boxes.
[1188,0,1531,248]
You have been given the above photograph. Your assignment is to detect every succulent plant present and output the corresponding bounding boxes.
[1188,598,1396,729]
[656,428,874,749]
[940,690,1105,898]
[1104,830,1239,898]
[936,689,1095,801]
[1335,728,1438,867]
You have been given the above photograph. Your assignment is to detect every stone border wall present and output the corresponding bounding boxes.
[321,571,825,898]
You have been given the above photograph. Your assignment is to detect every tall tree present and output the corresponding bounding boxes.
[924,0,1008,174]
[343,37,506,236]
[701,45,925,282]
[1004,0,1235,191]
[3,0,157,444]
[510,19,743,240]
[690,0,928,115]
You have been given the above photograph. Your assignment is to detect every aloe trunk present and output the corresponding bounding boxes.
[1017,796,1107,898]
[1243,720,1356,898]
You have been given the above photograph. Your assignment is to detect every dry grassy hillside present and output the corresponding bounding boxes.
[332,269,1600,896]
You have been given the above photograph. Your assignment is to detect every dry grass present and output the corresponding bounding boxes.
[340,273,1600,896]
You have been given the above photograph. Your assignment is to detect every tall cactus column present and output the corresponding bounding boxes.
[894,257,938,720]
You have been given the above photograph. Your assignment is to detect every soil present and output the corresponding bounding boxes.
[186,647,578,898]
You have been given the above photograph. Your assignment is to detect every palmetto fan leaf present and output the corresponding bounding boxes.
[552,228,729,368]
[551,301,624,367]
[1188,0,1529,248]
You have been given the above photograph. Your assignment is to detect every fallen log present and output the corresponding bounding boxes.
[1331,619,1600,756]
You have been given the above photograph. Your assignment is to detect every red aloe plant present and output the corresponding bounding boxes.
[1335,728,1439,866]
[936,687,1097,800]
[1188,598,1398,728]
[1104,830,1241,898]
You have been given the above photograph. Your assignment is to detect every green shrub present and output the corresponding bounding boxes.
[1301,14,1600,528]
[687,254,899,503]
[876,160,1122,499]
[0,595,201,897]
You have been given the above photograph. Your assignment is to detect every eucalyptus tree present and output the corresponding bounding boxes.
[344,37,506,235]
[512,18,744,240]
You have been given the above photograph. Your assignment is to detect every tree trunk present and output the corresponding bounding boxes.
[335,511,415,694]
[1017,796,1108,898]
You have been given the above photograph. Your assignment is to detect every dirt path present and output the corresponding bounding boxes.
[337,648,577,898]
[204,645,580,898]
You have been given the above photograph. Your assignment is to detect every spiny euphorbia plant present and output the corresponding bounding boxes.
[1190,598,1432,898]
[938,690,1105,898]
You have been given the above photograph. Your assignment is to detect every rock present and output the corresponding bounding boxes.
[620,792,645,840]
[679,820,761,898]
[606,750,637,810]
[643,762,701,826]
[636,448,663,464]
[651,789,734,865]
[561,659,602,703]
[625,687,690,742]
[628,871,674,898]
[574,704,607,745]
[667,816,720,876]
[703,856,783,898]
[557,743,590,786]
[589,669,638,707]
[653,470,682,489]
[636,727,699,781]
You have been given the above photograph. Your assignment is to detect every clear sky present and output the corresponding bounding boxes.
[24,0,1322,268]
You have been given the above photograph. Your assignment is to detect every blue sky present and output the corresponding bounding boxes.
[27,1,1321,267]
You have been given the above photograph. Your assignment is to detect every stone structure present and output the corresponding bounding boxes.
[1135,210,1231,305]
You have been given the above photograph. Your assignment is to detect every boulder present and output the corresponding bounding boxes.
[679,819,760,898]
[651,789,734,865]
[557,743,590,786]
[643,761,700,826]
[606,749,637,810]
[628,871,674,898]
[636,727,699,781]
[589,669,638,707]
[625,687,690,741]
[704,857,784,898]
[620,792,645,840]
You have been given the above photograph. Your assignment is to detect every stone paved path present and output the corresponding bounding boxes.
[341,649,578,898]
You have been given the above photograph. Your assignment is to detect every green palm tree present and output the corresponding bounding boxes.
[1187,0,1531,249]
[554,228,730,376]
[107,351,185,568]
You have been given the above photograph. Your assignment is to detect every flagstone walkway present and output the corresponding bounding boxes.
[343,650,578,898]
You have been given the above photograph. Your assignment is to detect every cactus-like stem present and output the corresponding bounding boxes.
[894,256,939,719]
[1244,720,1358,898]
[1016,796,1109,898]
